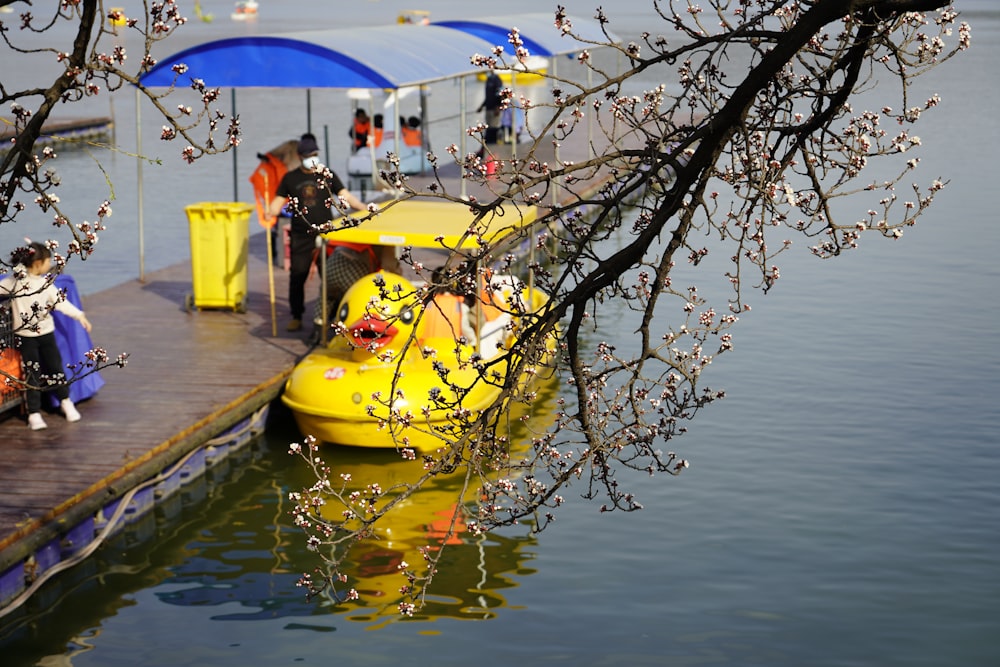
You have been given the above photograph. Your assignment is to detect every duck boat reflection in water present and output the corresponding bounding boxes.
[281,199,558,451]
[315,435,554,623]
[152,430,552,623]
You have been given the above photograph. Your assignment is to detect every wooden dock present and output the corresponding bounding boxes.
[0,132,622,611]
[0,230,309,606]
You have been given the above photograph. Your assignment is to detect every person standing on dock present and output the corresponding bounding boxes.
[478,71,503,148]
[269,134,370,333]
[0,242,92,430]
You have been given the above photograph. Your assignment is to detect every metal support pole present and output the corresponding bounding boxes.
[460,76,468,200]
[551,55,561,209]
[588,66,594,160]
[419,86,428,173]
[135,87,145,282]
[393,94,402,169]
[306,89,313,133]
[231,89,239,201]
[323,124,330,165]
[319,235,328,346]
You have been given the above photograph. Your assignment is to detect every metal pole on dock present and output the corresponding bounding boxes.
[551,56,560,209]
[319,236,328,346]
[393,94,402,174]
[231,89,239,201]
[135,87,145,282]
[306,89,313,134]
[419,86,428,174]
[588,66,594,161]
[323,124,330,167]
[510,71,518,166]
[460,76,467,200]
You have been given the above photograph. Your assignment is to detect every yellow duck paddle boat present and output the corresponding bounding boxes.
[281,199,556,451]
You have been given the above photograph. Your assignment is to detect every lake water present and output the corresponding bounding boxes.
[1,1,998,665]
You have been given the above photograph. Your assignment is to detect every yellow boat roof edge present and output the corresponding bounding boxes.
[321,198,539,250]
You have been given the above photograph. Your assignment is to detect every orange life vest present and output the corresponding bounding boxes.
[401,126,422,147]
[324,241,377,268]
[422,293,469,341]
[352,118,371,150]
[248,152,288,228]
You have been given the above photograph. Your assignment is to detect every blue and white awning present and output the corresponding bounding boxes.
[139,14,617,89]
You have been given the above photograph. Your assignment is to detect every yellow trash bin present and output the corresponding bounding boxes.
[184,202,252,313]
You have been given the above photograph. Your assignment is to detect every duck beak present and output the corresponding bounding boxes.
[347,317,399,351]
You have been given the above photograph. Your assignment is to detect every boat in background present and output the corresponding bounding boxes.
[345,87,430,182]
[231,0,258,21]
[476,55,549,85]
[0,117,114,156]
[397,9,431,25]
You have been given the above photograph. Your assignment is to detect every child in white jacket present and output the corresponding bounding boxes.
[1,242,92,430]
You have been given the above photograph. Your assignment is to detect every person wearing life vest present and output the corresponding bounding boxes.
[401,116,422,148]
[370,114,384,148]
[349,108,370,153]
[422,267,476,343]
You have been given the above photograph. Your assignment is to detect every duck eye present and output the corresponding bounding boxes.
[399,307,414,325]
[338,303,349,322]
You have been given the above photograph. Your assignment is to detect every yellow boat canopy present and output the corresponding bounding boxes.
[324,199,538,251]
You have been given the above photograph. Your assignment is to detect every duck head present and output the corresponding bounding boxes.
[336,271,421,358]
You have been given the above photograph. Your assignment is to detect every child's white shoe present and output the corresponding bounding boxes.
[28,412,48,430]
[61,398,81,423]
